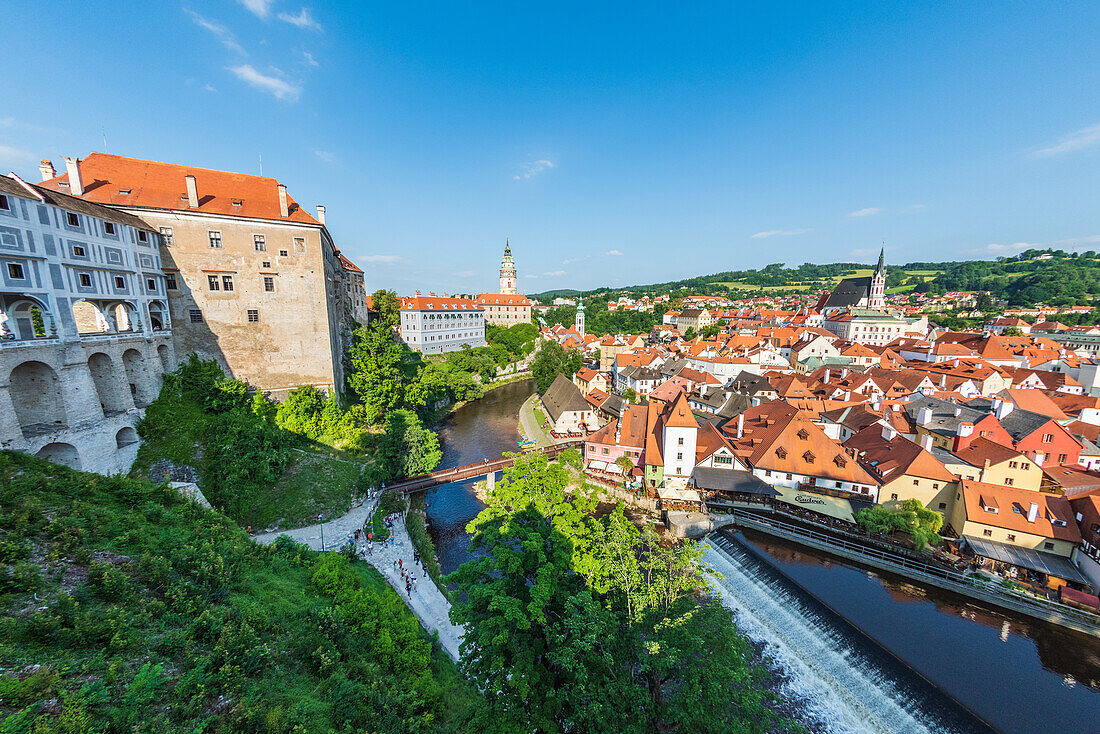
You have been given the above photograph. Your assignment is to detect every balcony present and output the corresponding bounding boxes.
[797,482,872,502]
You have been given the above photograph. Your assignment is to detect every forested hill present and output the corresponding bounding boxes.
[530,248,1100,307]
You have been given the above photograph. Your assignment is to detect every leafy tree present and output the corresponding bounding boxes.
[369,288,400,330]
[203,408,293,521]
[622,388,638,402]
[345,323,410,422]
[683,327,697,340]
[379,409,442,479]
[1002,326,1024,337]
[854,499,943,549]
[531,340,583,393]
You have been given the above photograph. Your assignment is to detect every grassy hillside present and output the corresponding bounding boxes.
[0,450,478,733]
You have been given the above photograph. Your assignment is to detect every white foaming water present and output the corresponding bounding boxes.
[704,535,959,734]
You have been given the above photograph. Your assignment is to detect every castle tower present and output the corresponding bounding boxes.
[575,300,585,337]
[869,247,886,310]
[499,240,517,294]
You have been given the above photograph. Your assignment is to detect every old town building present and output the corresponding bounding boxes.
[476,242,532,325]
[38,154,356,399]
[398,295,485,354]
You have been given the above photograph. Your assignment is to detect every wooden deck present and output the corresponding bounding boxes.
[384,441,584,494]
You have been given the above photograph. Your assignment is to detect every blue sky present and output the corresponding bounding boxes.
[3,2,1100,294]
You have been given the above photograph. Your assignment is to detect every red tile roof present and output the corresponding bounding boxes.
[400,296,482,311]
[40,152,321,224]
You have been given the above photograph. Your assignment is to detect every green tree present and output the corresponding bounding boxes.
[683,327,697,340]
[370,288,400,329]
[531,340,583,393]
[345,323,410,422]
[379,409,442,479]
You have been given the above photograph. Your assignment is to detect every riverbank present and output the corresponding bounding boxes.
[518,393,553,447]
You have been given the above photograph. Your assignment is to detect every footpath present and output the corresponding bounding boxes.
[254,499,466,661]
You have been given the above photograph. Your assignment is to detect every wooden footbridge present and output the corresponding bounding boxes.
[384,440,584,494]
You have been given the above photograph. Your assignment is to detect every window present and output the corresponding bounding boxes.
[1009,461,1018,469]
[601,447,609,455]
[1044,542,1055,550]
[189,309,203,323]
[247,309,259,323]
[835,481,842,488]
[254,234,266,252]
[262,261,271,268]
[1058,454,1067,464]
[138,231,148,242]
[786,473,793,480]
[0,194,8,210]
[1006,534,1016,542]
[263,276,275,292]
[932,483,939,490]
[279,249,288,257]
[222,275,234,291]
[66,212,79,227]
[983,529,993,537]
[678,437,684,446]
[938,502,946,510]
[676,452,683,460]
[208,231,222,248]
[715,455,732,465]
[104,222,115,235]
[160,226,173,245]
[72,245,86,257]
[146,278,156,291]
[114,276,126,289]
[891,493,899,500]
[1021,463,1030,471]
[293,237,305,254]
[78,273,91,287]
[208,275,220,291]
[166,274,177,290]
[1042,433,1053,443]
[764,470,772,477]
[913,479,920,486]
[7,263,25,279]
[1004,478,1014,486]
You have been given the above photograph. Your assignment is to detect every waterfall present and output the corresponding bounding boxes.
[704,533,990,734]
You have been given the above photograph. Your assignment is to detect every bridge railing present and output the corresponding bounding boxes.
[385,440,585,493]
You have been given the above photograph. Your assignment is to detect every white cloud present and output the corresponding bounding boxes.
[186,10,245,54]
[203,84,217,92]
[358,254,402,264]
[239,0,274,19]
[542,270,566,277]
[524,274,539,279]
[278,8,322,30]
[513,159,555,180]
[455,270,476,278]
[979,234,1100,256]
[303,51,319,67]
[604,249,623,256]
[1034,123,1100,157]
[847,207,882,219]
[850,248,876,257]
[228,65,302,101]
[0,144,34,165]
[314,150,335,163]
[0,117,14,127]
[750,228,812,239]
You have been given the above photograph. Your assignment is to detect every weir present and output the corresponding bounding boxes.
[704,532,997,734]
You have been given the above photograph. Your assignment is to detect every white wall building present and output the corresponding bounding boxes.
[398,295,486,354]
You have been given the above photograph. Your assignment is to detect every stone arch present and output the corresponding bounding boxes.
[10,360,67,437]
[4,297,53,340]
[35,442,82,470]
[157,344,172,372]
[122,348,153,407]
[148,300,168,331]
[87,352,129,414]
[115,426,139,449]
[110,302,140,332]
[72,299,108,334]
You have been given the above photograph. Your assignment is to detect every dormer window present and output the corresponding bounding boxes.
[833,455,847,468]
[118,189,131,196]
[797,428,809,440]
[803,451,816,463]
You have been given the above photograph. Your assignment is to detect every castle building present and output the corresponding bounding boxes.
[816,248,887,315]
[0,172,174,474]
[38,154,359,400]
[476,240,532,326]
[398,295,486,354]
[499,240,517,294]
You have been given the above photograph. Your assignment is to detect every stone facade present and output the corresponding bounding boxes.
[0,172,174,474]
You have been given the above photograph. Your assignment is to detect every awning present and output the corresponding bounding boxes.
[657,487,702,503]
[587,460,608,471]
[693,467,778,496]
[963,536,1089,585]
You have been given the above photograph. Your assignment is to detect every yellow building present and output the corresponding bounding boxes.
[946,437,1043,491]
[950,479,1080,558]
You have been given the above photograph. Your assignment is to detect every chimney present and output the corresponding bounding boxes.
[841,368,849,379]
[185,175,199,208]
[316,205,326,225]
[940,374,947,389]
[278,184,289,218]
[954,405,962,417]
[823,369,830,383]
[995,399,1014,420]
[62,156,84,196]
[920,434,934,451]
[918,406,933,425]
[39,159,56,182]
[881,424,897,441]
[736,413,744,439]
[1027,502,1039,523]
[958,421,974,438]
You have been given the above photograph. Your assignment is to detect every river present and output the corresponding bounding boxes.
[426,381,1100,733]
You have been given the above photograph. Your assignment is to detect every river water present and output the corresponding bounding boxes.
[427,381,1100,733]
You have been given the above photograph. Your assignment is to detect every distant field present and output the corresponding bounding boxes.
[716,267,942,294]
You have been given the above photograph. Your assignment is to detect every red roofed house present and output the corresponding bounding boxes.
[38,153,356,399]
[398,295,485,354]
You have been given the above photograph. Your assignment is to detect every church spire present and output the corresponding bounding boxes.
[876,246,885,274]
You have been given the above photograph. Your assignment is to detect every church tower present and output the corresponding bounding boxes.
[575,301,585,337]
[499,240,517,294]
[869,247,886,310]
